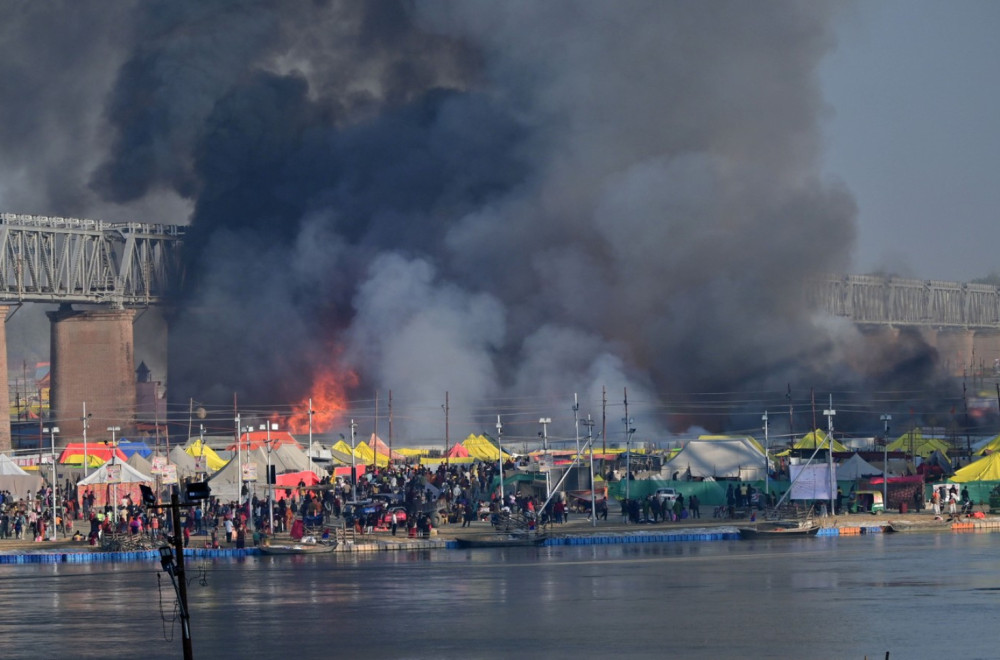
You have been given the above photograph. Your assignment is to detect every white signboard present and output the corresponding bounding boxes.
[161,464,178,485]
[242,463,257,482]
[789,464,834,501]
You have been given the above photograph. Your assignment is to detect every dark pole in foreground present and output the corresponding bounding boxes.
[172,491,194,660]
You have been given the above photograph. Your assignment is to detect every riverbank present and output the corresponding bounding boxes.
[0,508,991,559]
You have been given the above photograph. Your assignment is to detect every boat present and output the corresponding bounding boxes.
[259,541,337,555]
[737,522,820,539]
[885,520,952,534]
[454,534,547,549]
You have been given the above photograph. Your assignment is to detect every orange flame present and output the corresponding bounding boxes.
[276,368,358,434]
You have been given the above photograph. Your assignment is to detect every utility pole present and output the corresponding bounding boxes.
[881,414,892,508]
[496,415,504,503]
[444,391,450,465]
[583,415,596,526]
[823,395,836,516]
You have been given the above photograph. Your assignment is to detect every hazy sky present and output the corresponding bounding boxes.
[822,0,1000,282]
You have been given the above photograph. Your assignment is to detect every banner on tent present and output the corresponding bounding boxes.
[106,464,121,484]
[162,464,178,484]
[151,456,167,475]
[789,464,834,501]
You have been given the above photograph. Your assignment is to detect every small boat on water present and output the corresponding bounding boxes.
[454,534,547,549]
[885,520,952,534]
[260,542,337,555]
[738,522,820,540]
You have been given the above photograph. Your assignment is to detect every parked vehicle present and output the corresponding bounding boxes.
[655,488,679,506]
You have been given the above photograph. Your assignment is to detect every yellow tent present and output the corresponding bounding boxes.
[793,429,849,453]
[354,441,390,467]
[975,434,1000,456]
[331,439,354,456]
[185,439,226,472]
[887,430,950,458]
[59,453,105,468]
[951,452,1000,482]
[698,434,766,454]
[461,434,510,461]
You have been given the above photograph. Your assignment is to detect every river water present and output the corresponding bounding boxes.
[1,531,997,659]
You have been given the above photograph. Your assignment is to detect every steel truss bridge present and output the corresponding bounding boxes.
[0,213,184,307]
[808,274,1000,329]
[0,214,996,328]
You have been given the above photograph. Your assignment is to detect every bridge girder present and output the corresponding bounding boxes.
[0,214,184,307]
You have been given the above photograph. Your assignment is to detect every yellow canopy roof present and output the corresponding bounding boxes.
[951,452,1000,482]
[794,429,849,453]
[185,439,226,472]
[331,439,354,455]
[976,434,1000,456]
[396,448,428,457]
[353,441,390,467]
[887,430,949,458]
[461,434,510,461]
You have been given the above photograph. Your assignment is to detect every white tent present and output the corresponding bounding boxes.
[169,446,200,480]
[78,460,154,485]
[663,439,767,480]
[0,454,43,499]
[0,454,29,476]
[836,453,884,480]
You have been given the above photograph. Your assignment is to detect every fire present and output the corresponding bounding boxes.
[276,368,358,434]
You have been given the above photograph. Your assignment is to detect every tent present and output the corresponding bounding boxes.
[206,453,268,503]
[950,452,1000,483]
[917,450,955,479]
[354,442,390,467]
[331,439,355,456]
[698,434,766,454]
[76,459,154,510]
[58,443,126,465]
[462,434,510,461]
[275,470,320,488]
[118,440,153,458]
[368,434,405,461]
[185,439,227,472]
[791,429,850,453]
[168,446,200,480]
[446,443,471,458]
[662,438,766,480]
[836,453,883,480]
[0,454,43,499]
[887,430,950,458]
[975,434,1000,456]
[126,452,154,477]
[227,430,301,452]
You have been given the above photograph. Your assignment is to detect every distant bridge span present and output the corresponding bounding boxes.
[809,274,1000,329]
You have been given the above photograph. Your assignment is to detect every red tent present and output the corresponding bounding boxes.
[446,443,470,458]
[275,470,320,488]
[369,434,405,460]
[58,443,128,464]
[226,431,301,452]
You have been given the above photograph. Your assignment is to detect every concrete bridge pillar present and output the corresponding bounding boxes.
[47,306,135,441]
[0,306,9,451]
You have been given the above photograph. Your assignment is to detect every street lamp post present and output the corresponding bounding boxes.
[823,396,836,516]
[881,414,892,509]
[622,416,635,504]
[538,417,551,452]
[44,426,59,541]
[582,415,596,526]
[307,399,315,475]
[107,426,121,523]
[241,425,255,529]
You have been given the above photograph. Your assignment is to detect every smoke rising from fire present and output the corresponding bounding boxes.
[3,2,961,440]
